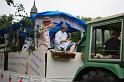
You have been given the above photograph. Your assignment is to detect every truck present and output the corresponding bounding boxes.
[73,13,124,82]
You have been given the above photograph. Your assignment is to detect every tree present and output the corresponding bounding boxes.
[0,0,33,52]
[0,14,14,29]
[2,0,33,32]
[5,0,14,6]
[77,16,102,22]
[94,16,102,20]
[73,16,102,43]
[77,16,92,22]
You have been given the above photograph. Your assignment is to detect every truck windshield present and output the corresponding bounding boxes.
[90,22,122,59]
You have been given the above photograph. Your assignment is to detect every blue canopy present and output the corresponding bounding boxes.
[30,11,87,30]
[0,11,87,38]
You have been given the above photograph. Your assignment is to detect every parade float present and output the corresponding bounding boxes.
[0,11,86,81]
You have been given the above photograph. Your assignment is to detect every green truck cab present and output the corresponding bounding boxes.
[73,13,124,82]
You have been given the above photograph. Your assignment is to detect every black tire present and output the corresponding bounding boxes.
[79,69,119,82]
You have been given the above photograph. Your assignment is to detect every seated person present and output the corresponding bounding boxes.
[105,31,120,58]
[66,34,78,52]
[54,23,76,52]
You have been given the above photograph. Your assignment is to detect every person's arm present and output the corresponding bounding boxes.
[60,39,67,43]
[39,25,47,33]
[48,22,55,28]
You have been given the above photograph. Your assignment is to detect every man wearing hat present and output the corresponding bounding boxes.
[36,17,55,78]
[38,16,55,52]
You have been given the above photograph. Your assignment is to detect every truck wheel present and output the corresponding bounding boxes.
[79,69,119,82]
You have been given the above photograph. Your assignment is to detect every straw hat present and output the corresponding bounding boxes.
[43,16,51,22]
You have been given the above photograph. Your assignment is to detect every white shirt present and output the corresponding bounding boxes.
[55,30,69,50]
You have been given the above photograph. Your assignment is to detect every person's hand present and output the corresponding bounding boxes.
[48,23,55,28]
[61,39,67,43]
[40,27,46,30]
[39,26,47,33]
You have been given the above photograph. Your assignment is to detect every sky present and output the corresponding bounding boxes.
[0,0,124,18]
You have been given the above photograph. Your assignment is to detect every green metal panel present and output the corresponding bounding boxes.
[77,32,86,52]
[122,18,124,61]
[83,27,92,63]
